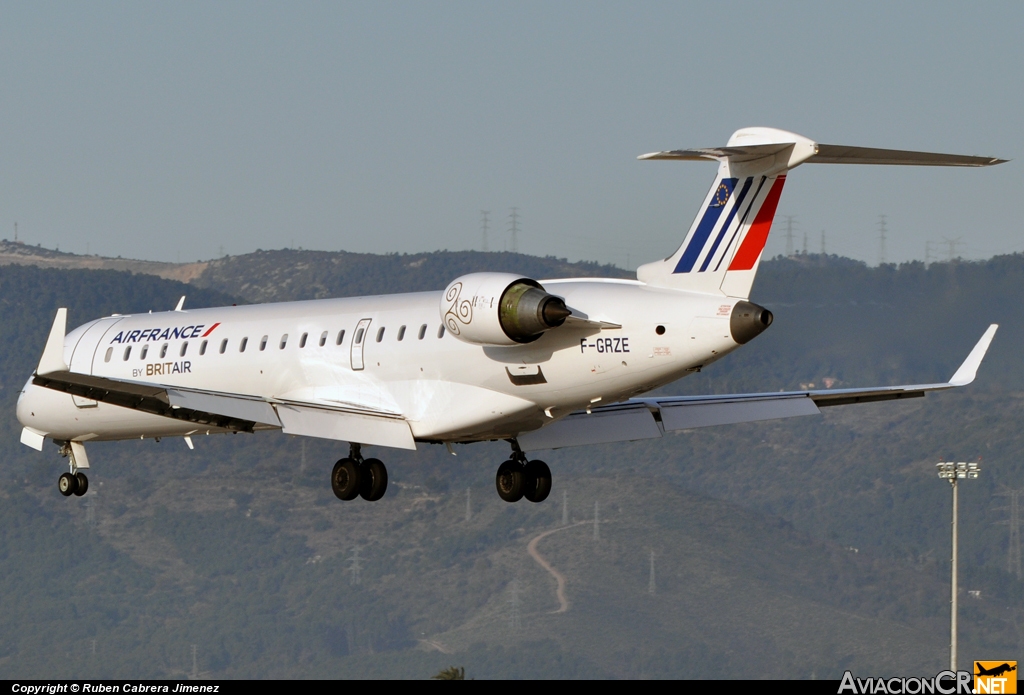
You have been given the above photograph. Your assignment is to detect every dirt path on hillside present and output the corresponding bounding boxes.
[527,521,589,614]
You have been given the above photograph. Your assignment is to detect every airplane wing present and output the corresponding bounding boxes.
[31,310,416,449]
[32,369,417,450]
[519,324,997,451]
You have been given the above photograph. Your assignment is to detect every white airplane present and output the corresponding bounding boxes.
[16,127,1004,504]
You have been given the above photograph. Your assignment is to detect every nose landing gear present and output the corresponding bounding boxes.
[496,440,551,503]
[331,443,389,502]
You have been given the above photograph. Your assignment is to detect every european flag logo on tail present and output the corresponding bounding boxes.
[709,183,731,208]
[673,178,737,273]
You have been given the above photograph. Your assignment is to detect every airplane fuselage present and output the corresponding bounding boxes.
[17,278,743,445]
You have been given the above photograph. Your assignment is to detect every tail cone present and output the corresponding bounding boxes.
[730,300,773,344]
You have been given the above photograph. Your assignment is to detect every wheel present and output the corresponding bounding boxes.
[331,458,362,501]
[523,460,551,503]
[359,458,388,502]
[74,472,89,497]
[495,459,525,503]
[58,472,78,497]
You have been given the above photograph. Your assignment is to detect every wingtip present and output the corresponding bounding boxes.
[36,307,70,376]
[948,324,998,386]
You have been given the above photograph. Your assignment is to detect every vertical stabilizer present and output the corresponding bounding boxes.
[635,128,1005,299]
[636,128,816,298]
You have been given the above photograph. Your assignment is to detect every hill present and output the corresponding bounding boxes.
[0,251,1022,677]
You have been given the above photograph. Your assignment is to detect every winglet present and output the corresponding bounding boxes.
[36,308,69,376]
[949,324,998,386]
[174,295,186,312]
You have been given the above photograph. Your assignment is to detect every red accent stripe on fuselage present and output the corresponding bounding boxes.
[201,322,221,337]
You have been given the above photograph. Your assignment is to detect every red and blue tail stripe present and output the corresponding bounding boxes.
[672,178,737,273]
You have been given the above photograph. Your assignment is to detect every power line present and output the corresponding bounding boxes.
[880,213,888,264]
[783,215,796,257]
[347,546,363,585]
[480,211,490,253]
[941,236,964,261]
[994,487,1023,579]
[508,207,520,254]
[507,578,521,632]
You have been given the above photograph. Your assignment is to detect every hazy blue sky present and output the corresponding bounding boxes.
[1,2,1019,269]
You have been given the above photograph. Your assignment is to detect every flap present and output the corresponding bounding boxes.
[275,402,416,450]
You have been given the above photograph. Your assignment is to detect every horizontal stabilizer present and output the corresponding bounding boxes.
[640,141,1006,168]
[520,325,997,451]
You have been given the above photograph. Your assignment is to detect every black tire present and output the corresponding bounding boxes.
[74,472,89,497]
[523,460,551,503]
[495,459,525,503]
[58,472,77,497]
[359,458,388,502]
[331,458,362,501]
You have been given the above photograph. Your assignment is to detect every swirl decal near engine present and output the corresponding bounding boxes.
[443,281,472,335]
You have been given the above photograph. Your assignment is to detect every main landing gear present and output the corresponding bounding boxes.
[57,442,88,497]
[331,443,388,502]
[496,439,551,504]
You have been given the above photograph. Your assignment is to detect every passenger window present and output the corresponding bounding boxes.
[418,324,427,340]
[104,347,113,363]
[240,337,248,352]
[280,334,288,349]
[160,343,168,358]
[200,340,208,355]
[140,345,149,360]
[180,342,188,357]
[437,325,446,338]
[123,346,132,361]
[319,331,328,347]
[355,328,364,344]
[376,327,385,343]
[299,332,308,348]
[397,325,406,341]
[336,329,345,345]
[220,339,228,354]
[259,335,268,351]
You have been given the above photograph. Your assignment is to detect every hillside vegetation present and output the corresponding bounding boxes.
[0,250,1022,678]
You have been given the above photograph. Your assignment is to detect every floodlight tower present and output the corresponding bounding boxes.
[936,461,980,671]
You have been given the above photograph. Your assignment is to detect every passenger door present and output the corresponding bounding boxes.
[350,318,372,371]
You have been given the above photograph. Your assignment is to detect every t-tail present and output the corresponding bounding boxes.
[635,127,1006,299]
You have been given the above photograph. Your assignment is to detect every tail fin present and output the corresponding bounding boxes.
[636,127,1005,299]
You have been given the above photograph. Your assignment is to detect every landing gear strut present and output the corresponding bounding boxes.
[496,439,551,504]
[331,443,388,502]
[57,442,88,497]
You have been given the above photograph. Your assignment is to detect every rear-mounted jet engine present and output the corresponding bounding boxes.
[441,272,571,346]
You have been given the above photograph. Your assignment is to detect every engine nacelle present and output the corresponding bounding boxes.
[440,273,571,346]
